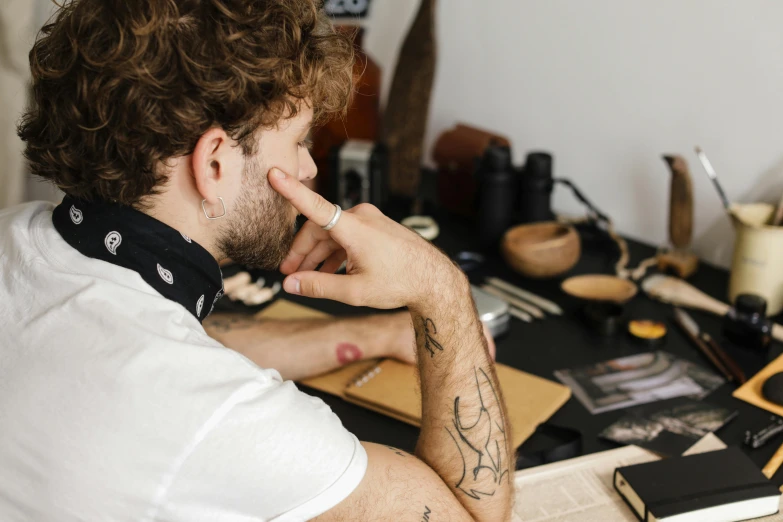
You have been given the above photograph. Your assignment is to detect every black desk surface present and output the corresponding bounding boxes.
[243,214,783,485]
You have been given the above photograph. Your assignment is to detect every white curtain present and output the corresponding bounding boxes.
[0,0,34,209]
[0,0,61,209]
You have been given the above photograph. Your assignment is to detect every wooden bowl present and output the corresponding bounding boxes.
[561,274,638,303]
[502,222,581,278]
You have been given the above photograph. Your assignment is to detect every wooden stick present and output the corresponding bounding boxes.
[485,277,563,315]
[673,310,733,382]
[704,333,747,385]
[481,285,544,319]
[763,442,783,479]
[508,307,533,323]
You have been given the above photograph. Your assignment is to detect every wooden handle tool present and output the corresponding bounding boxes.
[643,275,783,343]
[673,308,733,381]
[704,332,747,385]
[662,155,694,250]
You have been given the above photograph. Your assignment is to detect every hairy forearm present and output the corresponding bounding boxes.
[412,272,513,522]
[204,313,409,381]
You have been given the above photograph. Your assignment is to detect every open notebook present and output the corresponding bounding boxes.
[257,299,571,449]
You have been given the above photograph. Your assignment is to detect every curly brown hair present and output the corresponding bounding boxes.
[17,0,354,205]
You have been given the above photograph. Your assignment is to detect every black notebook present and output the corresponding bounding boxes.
[614,447,780,522]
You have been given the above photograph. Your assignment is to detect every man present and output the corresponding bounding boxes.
[1,1,513,521]
[203,298,496,381]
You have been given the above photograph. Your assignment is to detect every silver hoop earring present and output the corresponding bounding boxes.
[202,197,226,220]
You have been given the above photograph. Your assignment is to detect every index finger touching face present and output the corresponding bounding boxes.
[268,168,348,234]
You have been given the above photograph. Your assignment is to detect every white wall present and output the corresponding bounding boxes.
[360,0,783,268]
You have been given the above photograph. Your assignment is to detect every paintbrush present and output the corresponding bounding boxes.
[695,146,731,212]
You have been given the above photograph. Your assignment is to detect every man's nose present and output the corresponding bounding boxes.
[299,151,317,181]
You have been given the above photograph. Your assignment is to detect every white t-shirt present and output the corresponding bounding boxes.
[0,202,367,521]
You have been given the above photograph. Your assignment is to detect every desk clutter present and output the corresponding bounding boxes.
[257,299,571,449]
[227,114,783,520]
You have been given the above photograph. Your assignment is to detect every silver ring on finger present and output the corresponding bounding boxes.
[322,204,342,231]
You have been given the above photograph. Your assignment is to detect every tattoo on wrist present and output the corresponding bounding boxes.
[203,315,258,333]
[336,342,363,365]
[445,367,510,500]
[385,445,407,457]
[421,506,431,521]
[419,318,444,358]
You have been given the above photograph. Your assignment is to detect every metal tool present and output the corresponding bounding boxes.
[471,286,510,337]
[481,284,544,319]
[485,277,562,315]
[745,416,783,450]
[695,146,731,211]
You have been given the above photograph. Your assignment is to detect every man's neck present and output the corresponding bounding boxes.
[142,196,224,262]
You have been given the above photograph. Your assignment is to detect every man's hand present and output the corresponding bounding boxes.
[270,168,460,310]
[269,170,513,521]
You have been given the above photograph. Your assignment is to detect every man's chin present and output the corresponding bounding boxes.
[224,233,294,271]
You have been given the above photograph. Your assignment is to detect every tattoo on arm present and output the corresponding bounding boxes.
[420,318,444,358]
[445,367,510,501]
[385,445,407,457]
[203,315,258,333]
[336,342,363,365]
[421,505,431,521]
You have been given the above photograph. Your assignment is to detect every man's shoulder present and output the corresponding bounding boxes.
[0,200,54,246]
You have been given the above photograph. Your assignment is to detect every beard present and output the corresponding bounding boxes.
[216,157,297,270]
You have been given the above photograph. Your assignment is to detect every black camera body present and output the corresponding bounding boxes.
[329,140,388,210]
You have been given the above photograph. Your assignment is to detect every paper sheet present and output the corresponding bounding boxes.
[510,434,739,522]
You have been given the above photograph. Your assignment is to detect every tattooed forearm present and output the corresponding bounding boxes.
[203,314,259,333]
[418,318,444,358]
[385,445,407,457]
[421,505,431,521]
[445,367,510,500]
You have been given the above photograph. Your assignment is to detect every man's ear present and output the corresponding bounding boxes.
[191,128,233,209]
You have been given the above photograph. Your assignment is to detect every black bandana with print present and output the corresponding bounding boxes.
[52,195,224,323]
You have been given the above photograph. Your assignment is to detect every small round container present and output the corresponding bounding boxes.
[627,320,668,346]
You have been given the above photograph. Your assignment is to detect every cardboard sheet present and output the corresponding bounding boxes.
[733,352,783,416]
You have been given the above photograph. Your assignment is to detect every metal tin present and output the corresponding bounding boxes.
[472,285,510,338]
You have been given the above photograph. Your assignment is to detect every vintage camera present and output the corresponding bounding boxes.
[329,140,387,210]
